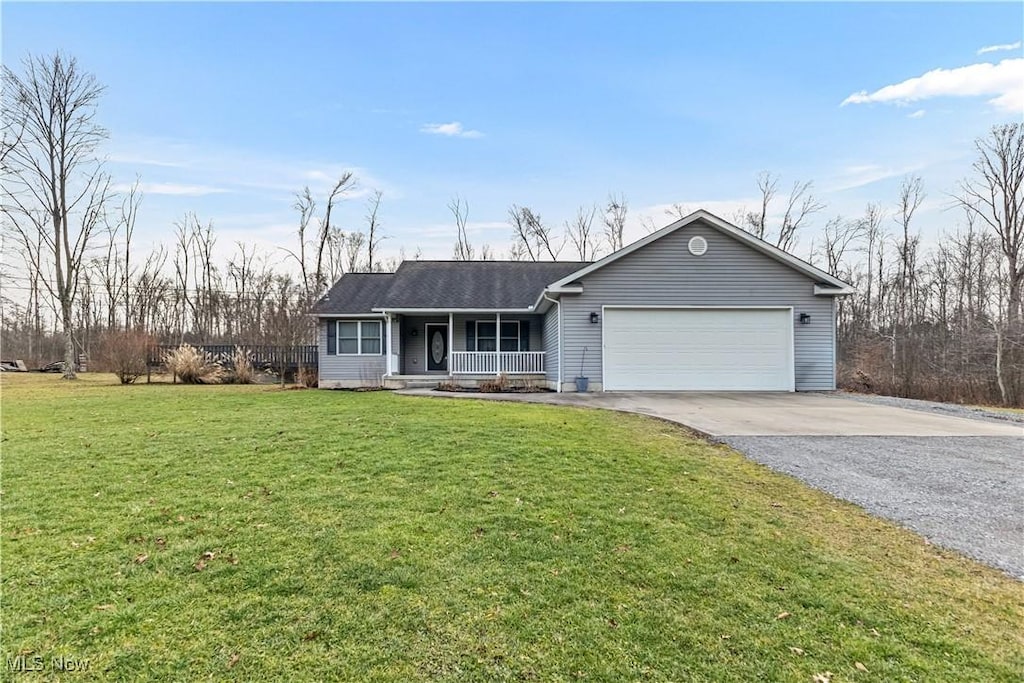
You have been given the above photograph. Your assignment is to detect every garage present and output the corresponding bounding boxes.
[602,307,794,391]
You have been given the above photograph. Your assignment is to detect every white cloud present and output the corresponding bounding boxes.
[978,41,1021,55]
[841,58,1024,113]
[907,109,926,119]
[420,121,484,139]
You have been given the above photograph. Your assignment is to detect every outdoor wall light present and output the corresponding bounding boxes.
[799,313,811,325]
[589,312,600,324]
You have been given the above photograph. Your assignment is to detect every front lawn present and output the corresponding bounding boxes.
[2,374,1021,681]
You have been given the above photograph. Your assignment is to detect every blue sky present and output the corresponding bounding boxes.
[4,1,1022,264]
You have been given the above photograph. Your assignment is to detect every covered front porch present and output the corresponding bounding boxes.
[382,311,548,388]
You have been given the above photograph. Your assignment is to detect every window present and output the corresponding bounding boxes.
[329,320,384,355]
[360,321,382,354]
[466,320,529,352]
[476,322,497,352]
[500,321,520,352]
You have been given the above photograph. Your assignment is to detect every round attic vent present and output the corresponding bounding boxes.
[688,235,708,256]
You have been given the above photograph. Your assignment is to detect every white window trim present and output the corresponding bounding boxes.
[335,320,384,356]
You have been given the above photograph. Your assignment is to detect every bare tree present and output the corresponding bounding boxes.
[894,175,925,325]
[450,195,475,260]
[286,172,357,299]
[343,232,366,272]
[316,173,356,286]
[816,215,865,276]
[741,172,824,250]
[744,171,778,240]
[777,180,825,252]
[566,205,600,260]
[365,190,385,272]
[508,205,537,261]
[2,53,111,378]
[603,193,628,252]
[956,123,1024,324]
[508,205,561,261]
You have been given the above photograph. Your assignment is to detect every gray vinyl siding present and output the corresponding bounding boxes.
[318,319,387,385]
[560,220,837,391]
[542,307,560,385]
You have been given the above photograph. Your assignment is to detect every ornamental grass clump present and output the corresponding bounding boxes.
[229,347,257,384]
[163,344,224,384]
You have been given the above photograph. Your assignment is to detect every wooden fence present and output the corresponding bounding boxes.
[148,344,318,372]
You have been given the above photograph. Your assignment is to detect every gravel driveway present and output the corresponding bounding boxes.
[724,435,1023,579]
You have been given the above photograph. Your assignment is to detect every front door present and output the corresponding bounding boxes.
[425,323,448,372]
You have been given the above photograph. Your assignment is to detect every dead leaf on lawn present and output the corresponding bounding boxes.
[488,491,499,498]
[613,545,632,553]
[227,653,240,669]
[155,537,166,548]
[789,646,805,655]
[194,560,207,572]
[776,611,792,620]
[94,604,115,611]
[855,662,868,672]
[607,618,619,628]
[202,551,216,560]
[226,554,239,565]
[303,631,319,641]
[473,527,485,538]
[812,673,833,683]
[720,634,731,640]
[871,628,881,637]
[134,553,149,564]
[389,549,401,559]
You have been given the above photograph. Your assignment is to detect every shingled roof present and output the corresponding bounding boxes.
[312,260,589,314]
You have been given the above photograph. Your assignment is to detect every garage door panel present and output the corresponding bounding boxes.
[604,308,793,391]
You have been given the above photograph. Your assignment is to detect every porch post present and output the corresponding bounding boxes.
[495,311,501,373]
[384,313,392,376]
[448,312,454,377]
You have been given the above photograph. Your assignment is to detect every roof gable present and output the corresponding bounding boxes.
[547,210,854,295]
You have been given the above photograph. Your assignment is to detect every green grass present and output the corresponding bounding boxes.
[2,374,1021,681]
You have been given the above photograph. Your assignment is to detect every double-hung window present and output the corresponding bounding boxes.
[499,321,520,351]
[330,320,383,355]
[467,320,528,352]
[475,322,497,352]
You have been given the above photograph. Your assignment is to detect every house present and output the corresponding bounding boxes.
[312,210,854,392]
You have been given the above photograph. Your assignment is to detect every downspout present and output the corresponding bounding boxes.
[542,291,562,392]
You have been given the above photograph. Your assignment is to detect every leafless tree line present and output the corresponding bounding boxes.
[3,54,1020,406]
[812,125,1023,406]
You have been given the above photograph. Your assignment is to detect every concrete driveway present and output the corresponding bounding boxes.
[401,389,1020,437]
[400,389,1023,577]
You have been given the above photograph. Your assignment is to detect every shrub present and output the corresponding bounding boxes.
[229,347,257,384]
[95,330,155,384]
[163,344,224,384]
[479,374,509,393]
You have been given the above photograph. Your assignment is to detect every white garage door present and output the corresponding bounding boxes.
[603,308,794,391]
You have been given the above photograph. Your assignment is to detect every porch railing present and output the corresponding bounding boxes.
[451,351,545,374]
